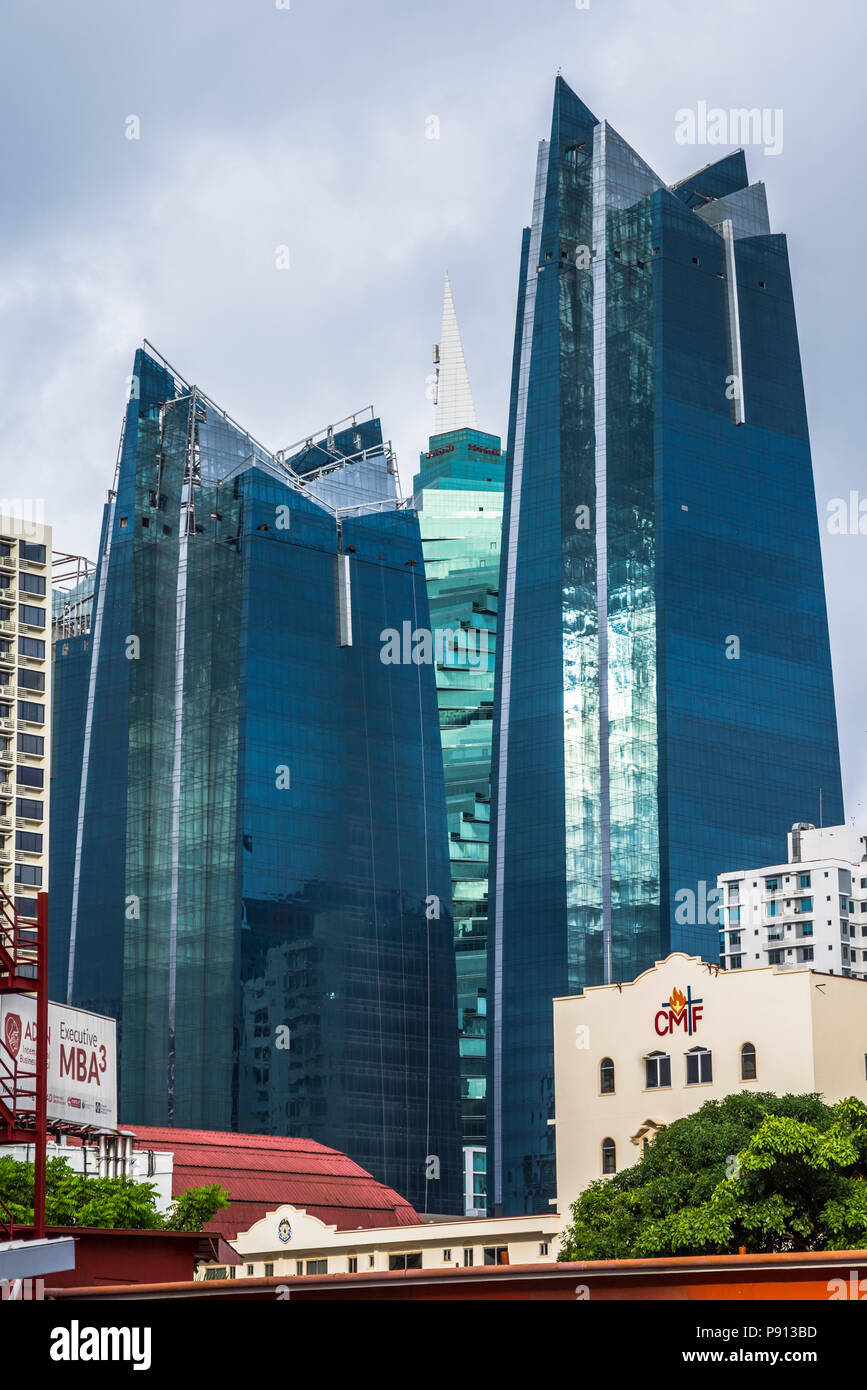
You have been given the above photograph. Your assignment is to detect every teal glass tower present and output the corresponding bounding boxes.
[490,80,844,1213]
[413,278,504,1213]
[50,344,462,1213]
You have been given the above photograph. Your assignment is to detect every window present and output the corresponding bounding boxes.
[17,700,43,723]
[729,930,741,947]
[306,1260,328,1275]
[19,573,45,596]
[729,955,743,970]
[15,864,42,886]
[246,1264,254,1276]
[18,669,44,691]
[348,1257,358,1273]
[442,1249,452,1263]
[264,1263,274,1277]
[483,1247,508,1265]
[800,946,814,962]
[388,1253,421,1271]
[17,733,43,755]
[462,1249,474,1267]
[18,636,45,660]
[19,605,45,629]
[15,799,42,821]
[600,1057,615,1094]
[539,1242,549,1256]
[766,878,778,892]
[369,1255,375,1268]
[740,1042,757,1081]
[686,1047,712,1085]
[19,543,46,564]
[16,766,43,788]
[203,1267,227,1280]
[296,1261,304,1275]
[15,831,42,854]
[601,1138,617,1175]
[14,897,37,919]
[472,1149,486,1206]
[800,874,811,889]
[729,909,740,925]
[645,1051,671,1088]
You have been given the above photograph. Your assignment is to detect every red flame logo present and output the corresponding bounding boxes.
[668,987,687,1018]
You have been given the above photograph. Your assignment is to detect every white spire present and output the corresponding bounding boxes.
[434,274,478,433]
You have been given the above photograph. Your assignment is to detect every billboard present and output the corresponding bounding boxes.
[0,996,117,1130]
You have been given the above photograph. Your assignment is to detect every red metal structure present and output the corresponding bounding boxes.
[0,889,49,1239]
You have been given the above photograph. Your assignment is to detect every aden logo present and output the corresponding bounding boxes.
[3,1013,22,1061]
[655,985,703,1037]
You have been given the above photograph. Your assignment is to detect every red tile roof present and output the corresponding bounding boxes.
[123,1125,421,1240]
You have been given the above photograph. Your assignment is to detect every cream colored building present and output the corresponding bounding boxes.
[553,952,867,1216]
[0,515,51,918]
[196,1207,563,1280]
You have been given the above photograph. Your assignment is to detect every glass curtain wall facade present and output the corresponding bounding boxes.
[413,422,504,1212]
[490,79,844,1213]
[50,346,461,1213]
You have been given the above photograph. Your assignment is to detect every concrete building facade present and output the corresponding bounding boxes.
[553,952,867,1214]
[195,1205,562,1280]
[0,516,51,922]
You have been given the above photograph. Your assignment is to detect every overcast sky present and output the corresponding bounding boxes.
[1,0,864,822]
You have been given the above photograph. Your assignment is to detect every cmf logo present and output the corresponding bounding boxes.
[654,985,703,1038]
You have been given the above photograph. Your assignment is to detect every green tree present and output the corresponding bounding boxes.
[164,1183,230,1231]
[0,1155,229,1232]
[558,1092,867,1259]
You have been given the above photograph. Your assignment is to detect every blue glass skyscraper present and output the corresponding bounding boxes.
[413,278,504,1212]
[490,80,844,1213]
[50,344,462,1213]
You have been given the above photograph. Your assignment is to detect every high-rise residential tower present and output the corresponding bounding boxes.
[50,345,462,1213]
[490,79,844,1212]
[0,516,52,923]
[413,278,504,1214]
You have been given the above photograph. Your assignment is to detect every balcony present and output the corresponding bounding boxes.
[0,620,15,635]
[0,556,14,571]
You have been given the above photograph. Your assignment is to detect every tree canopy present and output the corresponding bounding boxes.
[0,1155,229,1232]
[558,1092,867,1260]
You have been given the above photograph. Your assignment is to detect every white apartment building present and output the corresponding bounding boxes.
[552,951,867,1212]
[718,823,867,979]
[0,517,52,921]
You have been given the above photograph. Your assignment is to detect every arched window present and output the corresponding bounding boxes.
[740,1042,757,1081]
[600,1057,615,1094]
[686,1046,713,1085]
[601,1137,616,1175]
